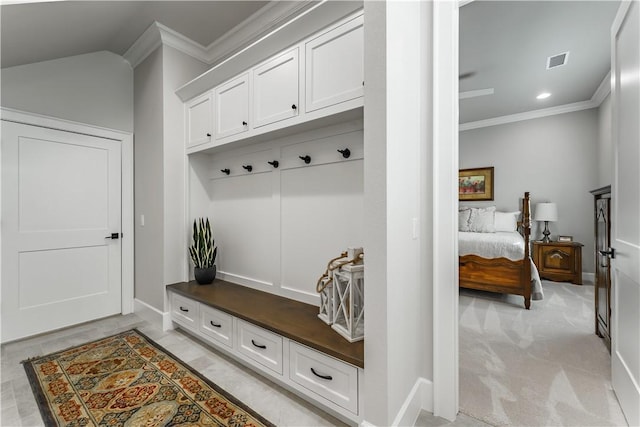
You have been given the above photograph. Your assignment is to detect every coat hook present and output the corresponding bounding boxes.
[242,165,253,172]
[221,168,230,175]
[299,155,311,164]
[337,148,351,159]
[268,160,279,168]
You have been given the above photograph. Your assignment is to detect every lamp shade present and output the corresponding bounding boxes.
[534,202,558,222]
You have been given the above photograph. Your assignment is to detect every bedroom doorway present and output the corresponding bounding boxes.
[455,1,629,425]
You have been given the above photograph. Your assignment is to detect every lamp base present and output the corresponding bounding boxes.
[541,221,551,243]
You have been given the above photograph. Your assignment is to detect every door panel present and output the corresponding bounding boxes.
[611,2,640,425]
[1,121,122,342]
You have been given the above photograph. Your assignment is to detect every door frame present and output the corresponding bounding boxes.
[1,107,134,316]
[432,0,460,421]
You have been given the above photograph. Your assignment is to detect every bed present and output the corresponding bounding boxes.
[458,192,543,309]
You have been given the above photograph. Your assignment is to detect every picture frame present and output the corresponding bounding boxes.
[558,235,573,242]
[459,167,494,201]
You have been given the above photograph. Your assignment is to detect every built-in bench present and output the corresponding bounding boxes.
[166,279,364,423]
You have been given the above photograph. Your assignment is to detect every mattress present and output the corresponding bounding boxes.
[459,231,527,260]
[459,231,544,300]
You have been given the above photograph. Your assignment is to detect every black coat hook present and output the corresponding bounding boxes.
[299,155,311,164]
[268,160,279,168]
[337,148,351,159]
[221,168,230,175]
[242,165,253,172]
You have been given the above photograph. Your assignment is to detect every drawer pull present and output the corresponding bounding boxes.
[310,367,333,381]
[210,321,222,328]
[179,307,189,312]
[251,339,266,349]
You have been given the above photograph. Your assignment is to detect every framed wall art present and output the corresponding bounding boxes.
[459,167,494,201]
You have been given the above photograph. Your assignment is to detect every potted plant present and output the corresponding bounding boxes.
[189,218,217,284]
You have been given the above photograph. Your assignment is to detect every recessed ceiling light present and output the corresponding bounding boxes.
[537,92,551,100]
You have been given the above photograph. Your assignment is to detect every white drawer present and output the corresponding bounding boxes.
[199,305,233,348]
[289,341,358,414]
[237,320,283,375]
[170,293,199,331]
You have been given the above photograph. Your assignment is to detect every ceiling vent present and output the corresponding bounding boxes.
[547,52,569,69]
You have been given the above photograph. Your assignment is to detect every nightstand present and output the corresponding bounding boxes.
[533,241,583,285]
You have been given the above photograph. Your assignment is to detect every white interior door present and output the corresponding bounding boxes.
[611,2,640,425]
[1,121,122,342]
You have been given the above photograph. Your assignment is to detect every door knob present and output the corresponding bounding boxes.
[599,248,616,258]
[105,233,120,239]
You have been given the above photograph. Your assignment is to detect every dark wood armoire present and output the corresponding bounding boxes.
[591,185,612,351]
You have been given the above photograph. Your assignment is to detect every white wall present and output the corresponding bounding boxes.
[1,51,133,132]
[597,94,613,188]
[134,47,165,310]
[162,46,209,289]
[364,1,432,424]
[460,109,599,273]
[134,45,208,312]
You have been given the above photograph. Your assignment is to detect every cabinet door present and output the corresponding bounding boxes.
[253,48,299,128]
[186,92,213,147]
[215,73,249,139]
[305,15,364,113]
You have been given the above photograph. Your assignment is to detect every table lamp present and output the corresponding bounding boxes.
[534,202,558,243]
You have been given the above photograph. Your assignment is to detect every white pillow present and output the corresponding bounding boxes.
[459,208,471,232]
[468,206,496,233]
[495,211,520,232]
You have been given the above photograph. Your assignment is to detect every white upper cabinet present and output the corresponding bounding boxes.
[215,73,250,140]
[305,15,364,113]
[253,48,300,128]
[186,92,213,148]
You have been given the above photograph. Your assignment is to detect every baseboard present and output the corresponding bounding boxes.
[133,299,166,327]
[391,377,433,426]
[583,272,595,285]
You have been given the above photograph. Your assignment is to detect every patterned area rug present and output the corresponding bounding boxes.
[22,329,275,427]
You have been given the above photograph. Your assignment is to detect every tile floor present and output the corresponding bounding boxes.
[1,313,484,427]
[1,314,350,426]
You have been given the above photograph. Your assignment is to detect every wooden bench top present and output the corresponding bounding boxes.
[167,280,364,368]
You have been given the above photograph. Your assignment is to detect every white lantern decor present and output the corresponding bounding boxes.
[331,247,364,342]
[317,275,334,325]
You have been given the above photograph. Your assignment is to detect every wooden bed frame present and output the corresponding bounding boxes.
[459,192,533,309]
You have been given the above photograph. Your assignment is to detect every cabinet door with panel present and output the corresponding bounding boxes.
[305,14,364,113]
[253,48,299,128]
[215,73,250,140]
[186,92,213,148]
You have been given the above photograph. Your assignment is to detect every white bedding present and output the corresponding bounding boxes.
[459,231,526,261]
[459,231,544,300]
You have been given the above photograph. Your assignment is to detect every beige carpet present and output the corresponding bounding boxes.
[459,281,627,427]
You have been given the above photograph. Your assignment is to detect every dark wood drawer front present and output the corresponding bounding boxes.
[533,241,583,285]
[540,247,575,273]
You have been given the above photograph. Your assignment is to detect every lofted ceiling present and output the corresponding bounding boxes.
[0,1,269,69]
[460,1,621,125]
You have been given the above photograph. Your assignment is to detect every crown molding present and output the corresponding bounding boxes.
[459,100,597,131]
[591,71,611,106]
[157,22,209,64]
[203,1,317,65]
[123,22,163,68]
[123,1,317,69]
